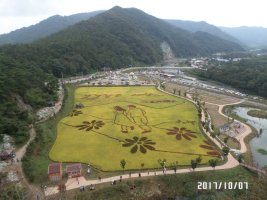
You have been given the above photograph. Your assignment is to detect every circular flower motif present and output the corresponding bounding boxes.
[200,140,221,157]
[122,137,156,154]
[166,127,197,141]
[70,109,83,117]
[75,120,105,131]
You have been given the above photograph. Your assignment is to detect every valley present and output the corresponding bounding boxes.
[0,5,266,200]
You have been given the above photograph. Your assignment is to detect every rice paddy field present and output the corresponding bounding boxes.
[49,86,221,171]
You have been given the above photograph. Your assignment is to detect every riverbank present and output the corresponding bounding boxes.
[247,109,267,119]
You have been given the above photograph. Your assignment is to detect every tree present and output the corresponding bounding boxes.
[141,163,144,170]
[169,161,179,173]
[120,159,126,172]
[198,109,202,118]
[191,159,198,171]
[196,156,202,164]
[178,90,181,96]
[210,132,216,138]
[208,159,218,169]
[184,91,187,97]
[158,159,166,168]
[222,146,230,156]
[173,88,176,94]
[237,154,244,163]
[224,136,229,144]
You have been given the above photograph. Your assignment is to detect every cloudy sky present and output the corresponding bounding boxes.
[0,0,266,34]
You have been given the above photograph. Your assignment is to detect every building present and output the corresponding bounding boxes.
[0,151,11,160]
[66,163,82,178]
[48,163,62,182]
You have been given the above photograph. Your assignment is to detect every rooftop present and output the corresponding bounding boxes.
[48,163,62,174]
[66,163,82,173]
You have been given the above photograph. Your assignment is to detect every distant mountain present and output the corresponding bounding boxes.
[0,6,243,78]
[220,26,267,48]
[38,6,242,65]
[0,10,104,45]
[165,19,239,44]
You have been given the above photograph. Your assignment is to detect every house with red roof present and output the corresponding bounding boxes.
[66,163,82,178]
[48,163,62,181]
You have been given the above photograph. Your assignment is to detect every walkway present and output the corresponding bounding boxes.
[205,100,251,154]
[45,86,252,196]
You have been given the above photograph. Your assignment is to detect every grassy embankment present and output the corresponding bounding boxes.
[22,85,75,184]
[49,166,266,200]
[223,105,258,163]
[247,109,267,119]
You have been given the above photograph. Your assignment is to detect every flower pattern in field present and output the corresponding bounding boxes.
[70,109,83,117]
[200,140,221,157]
[75,120,105,131]
[122,136,156,154]
[166,127,197,141]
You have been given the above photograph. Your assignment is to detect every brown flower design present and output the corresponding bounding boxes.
[122,137,156,154]
[70,109,83,117]
[200,140,221,157]
[166,127,197,141]
[75,120,105,131]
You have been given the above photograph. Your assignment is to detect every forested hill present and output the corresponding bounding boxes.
[0,7,243,78]
[165,19,239,44]
[38,6,243,60]
[194,57,267,97]
[0,6,244,144]
[0,53,58,144]
[0,10,104,45]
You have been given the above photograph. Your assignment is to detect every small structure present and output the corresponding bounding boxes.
[48,163,62,182]
[219,123,230,133]
[66,163,82,178]
[75,103,84,109]
[0,151,10,160]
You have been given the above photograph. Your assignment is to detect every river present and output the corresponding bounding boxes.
[233,107,267,167]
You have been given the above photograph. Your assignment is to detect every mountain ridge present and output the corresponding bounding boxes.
[220,26,267,48]
[0,10,104,45]
[165,19,240,45]
[30,6,242,72]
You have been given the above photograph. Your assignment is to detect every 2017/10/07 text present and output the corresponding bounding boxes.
[197,182,248,190]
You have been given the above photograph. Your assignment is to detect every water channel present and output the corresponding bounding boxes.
[233,107,267,167]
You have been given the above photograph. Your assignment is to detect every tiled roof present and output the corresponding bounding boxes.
[0,151,9,156]
[48,163,61,174]
[66,163,81,173]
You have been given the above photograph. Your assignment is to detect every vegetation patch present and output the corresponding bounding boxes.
[22,86,75,184]
[247,109,267,119]
[257,148,267,155]
[50,86,220,171]
[56,167,266,200]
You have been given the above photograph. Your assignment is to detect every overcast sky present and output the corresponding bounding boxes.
[0,0,266,34]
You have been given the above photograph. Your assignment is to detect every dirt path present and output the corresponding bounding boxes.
[15,125,35,161]
[206,100,251,153]
[8,125,45,199]
[4,84,65,199]
[45,86,252,196]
